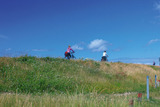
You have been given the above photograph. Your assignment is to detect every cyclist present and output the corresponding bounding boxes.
[101,51,108,61]
[153,61,155,66]
[65,45,74,59]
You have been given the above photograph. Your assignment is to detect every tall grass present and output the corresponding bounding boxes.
[1,92,160,107]
[1,56,160,94]
[1,56,160,106]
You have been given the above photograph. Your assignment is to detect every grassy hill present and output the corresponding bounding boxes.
[1,56,160,106]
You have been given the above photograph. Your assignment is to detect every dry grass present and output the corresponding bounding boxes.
[100,62,160,84]
[1,92,160,107]
[0,92,135,107]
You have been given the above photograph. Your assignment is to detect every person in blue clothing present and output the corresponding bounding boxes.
[153,61,155,66]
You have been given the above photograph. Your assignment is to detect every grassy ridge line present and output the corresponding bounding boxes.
[0,56,160,94]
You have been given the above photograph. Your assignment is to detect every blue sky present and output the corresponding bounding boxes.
[1,0,160,65]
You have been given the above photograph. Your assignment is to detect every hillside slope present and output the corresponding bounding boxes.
[0,56,160,94]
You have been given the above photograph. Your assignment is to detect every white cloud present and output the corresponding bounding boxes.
[0,35,8,39]
[32,49,48,52]
[111,48,121,52]
[6,48,11,51]
[153,2,160,24]
[155,1,160,11]
[148,39,160,45]
[88,39,111,52]
[71,44,83,50]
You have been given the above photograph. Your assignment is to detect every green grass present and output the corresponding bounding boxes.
[150,65,160,71]
[0,56,147,94]
[0,56,160,106]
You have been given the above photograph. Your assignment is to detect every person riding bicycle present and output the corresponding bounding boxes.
[101,51,108,61]
[65,45,74,59]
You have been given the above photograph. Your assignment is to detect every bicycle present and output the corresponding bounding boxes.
[65,52,76,59]
[101,56,108,62]
[70,52,76,59]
